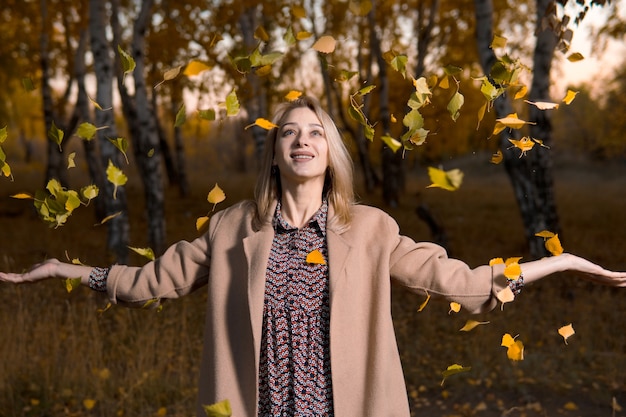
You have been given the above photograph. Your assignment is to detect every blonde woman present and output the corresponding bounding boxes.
[2,96,624,417]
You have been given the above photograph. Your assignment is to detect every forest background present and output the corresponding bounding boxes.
[0,0,625,416]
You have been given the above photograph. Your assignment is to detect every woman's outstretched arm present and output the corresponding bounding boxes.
[520,253,626,286]
[0,258,94,286]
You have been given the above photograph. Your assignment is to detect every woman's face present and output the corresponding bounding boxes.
[273,107,329,190]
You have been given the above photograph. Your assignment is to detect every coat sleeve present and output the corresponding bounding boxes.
[384,213,508,314]
[105,210,225,306]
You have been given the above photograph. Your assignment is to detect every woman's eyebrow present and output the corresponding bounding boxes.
[280,122,324,129]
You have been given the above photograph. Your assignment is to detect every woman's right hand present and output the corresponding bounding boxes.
[0,258,62,284]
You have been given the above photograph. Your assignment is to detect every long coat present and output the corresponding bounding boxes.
[106,201,508,416]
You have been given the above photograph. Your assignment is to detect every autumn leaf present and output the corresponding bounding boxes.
[508,137,536,157]
[567,52,585,62]
[490,150,503,164]
[106,160,127,199]
[496,286,515,307]
[295,31,312,41]
[129,246,155,261]
[80,185,99,203]
[490,34,507,49]
[117,45,136,81]
[48,121,64,151]
[64,277,82,293]
[184,60,212,76]
[349,0,373,16]
[563,401,578,410]
[312,35,336,54]
[198,109,216,121]
[562,89,578,105]
[22,77,35,91]
[88,94,112,111]
[224,90,240,116]
[448,302,461,314]
[417,293,430,312]
[493,113,535,135]
[459,320,490,332]
[291,5,307,18]
[154,65,182,89]
[501,333,524,361]
[108,137,130,164]
[306,249,326,265]
[67,152,76,169]
[535,230,563,256]
[245,118,278,130]
[381,135,402,153]
[426,167,463,191]
[83,399,97,410]
[254,26,269,42]
[76,122,103,141]
[447,90,464,122]
[175,103,187,127]
[96,211,122,226]
[558,323,575,345]
[208,183,226,208]
[285,90,303,101]
[203,399,232,417]
[440,364,471,386]
[196,216,210,232]
[525,100,559,110]
[11,192,33,199]
[503,261,521,280]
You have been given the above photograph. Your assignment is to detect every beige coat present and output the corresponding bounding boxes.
[106,201,508,417]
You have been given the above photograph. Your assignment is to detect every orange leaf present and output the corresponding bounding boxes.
[285,90,303,101]
[417,293,431,312]
[448,302,461,314]
[312,35,336,54]
[306,249,326,265]
[558,323,575,345]
[459,320,490,332]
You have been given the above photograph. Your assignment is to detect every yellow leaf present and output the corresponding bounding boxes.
[96,211,122,226]
[567,52,585,62]
[524,100,559,110]
[493,113,534,135]
[440,364,471,386]
[490,34,507,49]
[545,234,563,256]
[156,407,167,416]
[291,5,307,18]
[154,65,182,89]
[245,118,278,131]
[490,150,503,164]
[306,249,326,265]
[254,25,269,41]
[496,286,515,306]
[535,230,555,238]
[507,339,524,361]
[83,399,97,410]
[558,323,575,345]
[196,216,210,232]
[503,262,521,280]
[184,60,212,76]
[11,192,34,199]
[285,90,303,101]
[613,397,623,412]
[106,160,127,200]
[489,257,504,266]
[312,35,336,54]
[438,75,449,89]
[417,293,431,312]
[67,152,76,169]
[513,84,528,99]
[207,183,226,206]
[202,399,232,417]
[426,167,463,191]
[459,320,490,332]
[562,89,578,105]
[448,302,461,314]
[296,31,313,41]
[508,137,536,157]
[129,246,155,261]
[64,277,82,293]
[563,401,578,410]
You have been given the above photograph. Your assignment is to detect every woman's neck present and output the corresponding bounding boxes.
[279,188,324,229]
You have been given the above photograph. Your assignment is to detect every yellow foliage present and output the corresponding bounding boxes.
[305,249,326,265]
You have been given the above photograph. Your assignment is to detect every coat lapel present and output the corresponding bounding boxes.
[326,227,352,305]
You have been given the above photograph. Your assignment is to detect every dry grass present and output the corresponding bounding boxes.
[0,149,624,416]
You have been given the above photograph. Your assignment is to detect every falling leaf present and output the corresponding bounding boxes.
[64,277,82,293]
[291,5,307,18]
[155,65,182,89]
[440,364,471,386]
[67,152,76,169]
[96,211,122,226]
[81,185,99,202]
[196,216,210,232]
[88,94,112,111]
[558,323,575,344]
[545,234,563,256]
[567,52,584,62]
[184,60,212,76]
[426,167,463,191]
[83,399,97,410]
[22,77,35,91]
[447,90,464,122]
[459,320,490,332]
[493,113,535,135]
[203,399,232,417]
[496,286,515,307]
[525,100,559,110]
[254,26,269,42]
[501,333,524,361]
[448,302,461,314]
[117,45,136,80]
[535,230,555,238]
[11,192,33,199]
[207,183,226,207]
[417,293,431,312]
[503,262,521,280]
[156,407,167,417]
[285,91,303,101]
[312,35,337,54]
[563,401,578,410]
[129,246,155,261]
[245,118,278,130]
[175,104,187,127]
[508,137,536,157]
[106,160,127,199]
[381,135,402,153]
[490,34,507,49]
[490,150,503,164]
[562,89,578,105]
[48,121,64,151]
[349,0,373,16]
[513,84,528,99]
[296,31,312,41]
[224,90,240,116]
[198,109,216,121]
[306,249,326,265]
[613,397,623,413]
[108,137,130,164]
[76,122,103,141]
[97,302,112,315]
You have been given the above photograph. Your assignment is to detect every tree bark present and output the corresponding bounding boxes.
[89,0,130,263]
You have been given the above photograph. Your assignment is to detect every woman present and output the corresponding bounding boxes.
[1,96,624,417]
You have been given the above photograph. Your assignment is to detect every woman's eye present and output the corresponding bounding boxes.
[282,129,295,136]
[311,130,324,137]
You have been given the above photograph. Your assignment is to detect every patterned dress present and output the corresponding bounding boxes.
[257,200,334,416]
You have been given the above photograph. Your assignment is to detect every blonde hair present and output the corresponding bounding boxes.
[254,96,354,231]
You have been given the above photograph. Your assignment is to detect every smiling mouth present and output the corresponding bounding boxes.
[291,154,314,160]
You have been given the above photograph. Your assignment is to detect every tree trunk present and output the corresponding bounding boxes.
[474,0,557,258]
[89,0,130,263]
[170,83,189,197]
[370,3,403,207]
[40,0,67,186]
